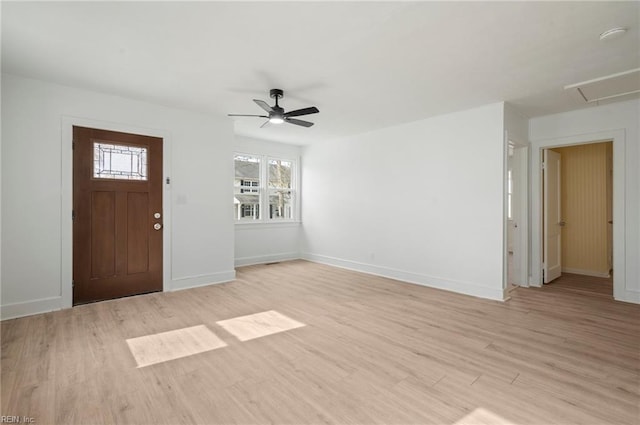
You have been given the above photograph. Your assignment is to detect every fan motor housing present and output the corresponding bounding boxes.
[270,89,284,99]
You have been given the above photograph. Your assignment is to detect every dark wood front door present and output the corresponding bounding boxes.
[73,126,163,305]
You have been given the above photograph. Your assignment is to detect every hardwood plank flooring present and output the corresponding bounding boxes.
[2,260,639,424]
[546,272,613,296]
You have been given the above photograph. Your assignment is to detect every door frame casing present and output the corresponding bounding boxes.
[531,129,626,300]
[61,116,172,309]
[503,132,529,295]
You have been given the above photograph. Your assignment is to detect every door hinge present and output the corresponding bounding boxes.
[72,210,75,221]
[541,161,546,170]
[72,141,75,150]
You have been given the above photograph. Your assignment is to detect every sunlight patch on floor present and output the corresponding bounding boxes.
[126,324,227,368]
[453,408,519,425]
[216,310,305,341]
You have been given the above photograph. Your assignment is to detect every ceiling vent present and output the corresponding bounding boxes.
[564,68,640,103]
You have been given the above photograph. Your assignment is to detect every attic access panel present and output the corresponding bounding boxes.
[565,68,640,103]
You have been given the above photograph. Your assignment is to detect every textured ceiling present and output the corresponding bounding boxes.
[2,1,639,145]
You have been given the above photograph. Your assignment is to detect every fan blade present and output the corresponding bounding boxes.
[228,114,269,118]
[284,106,319,118]
[285,118,314,127]
[253,99,273,113]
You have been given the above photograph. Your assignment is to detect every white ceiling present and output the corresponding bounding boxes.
[2,1,639,145]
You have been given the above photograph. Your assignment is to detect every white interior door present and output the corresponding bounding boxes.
[544,149,562,283]
[506,143,518,287]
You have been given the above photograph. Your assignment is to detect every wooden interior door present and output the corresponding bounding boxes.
[73,126,163,304]
[543,149,562,283]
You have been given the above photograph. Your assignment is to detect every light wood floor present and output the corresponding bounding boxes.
[547,272,613,297]
[2,260,639,424]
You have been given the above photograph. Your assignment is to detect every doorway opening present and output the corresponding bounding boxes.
[532,130,626,302]
[541,140,613,295]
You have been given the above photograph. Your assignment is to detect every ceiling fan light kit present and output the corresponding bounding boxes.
[228,89,319,128]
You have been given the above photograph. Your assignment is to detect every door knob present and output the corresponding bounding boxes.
[154,212,161,219]
[558,221,566,227]
[153,223,162,230]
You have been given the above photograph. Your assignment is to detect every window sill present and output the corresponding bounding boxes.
[234,221,302,230]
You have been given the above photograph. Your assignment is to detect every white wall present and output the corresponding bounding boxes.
[234,136,302,266]
[504,102,530,145]
[1,74,236,319]
[301,103,507,300]
[529,99,640,303]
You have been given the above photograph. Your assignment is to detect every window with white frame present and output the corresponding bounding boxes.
[507,169,513,219]
[507,144,514,220]
[268,158,293,220]
[234,153,297,222]
[234,154,261,220]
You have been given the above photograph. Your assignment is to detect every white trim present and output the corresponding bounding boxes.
[515,145,529,286]
[235,252,301,267]
[584,89,640,104]
[61,116,173,309]
[503,290,512,301]
[616,290,640,304]
[530,129,628,302]
[504,132,530,289]
[502,131,509,291]
[561,268,610,278]
[235,221,301,229]
[1,296,63,321]
[170,270,236,291]
[563,68,640,90]
[302,253,506,301]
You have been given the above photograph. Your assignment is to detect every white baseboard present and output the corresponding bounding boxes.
[1,271,237,321]
[235,252,300,267]
[1,296,63,321]
[562,268,610,278]
[170,270,236,291]
[614,289,640,304]
[302,253,505,301]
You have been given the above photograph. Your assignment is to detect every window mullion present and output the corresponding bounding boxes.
[261,154,268,222]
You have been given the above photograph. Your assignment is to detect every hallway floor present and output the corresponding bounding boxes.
[546,272,613,297]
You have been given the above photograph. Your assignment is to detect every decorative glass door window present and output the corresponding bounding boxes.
[94,142,148,180]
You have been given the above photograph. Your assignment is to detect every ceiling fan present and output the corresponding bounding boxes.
[228,89,319,128]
